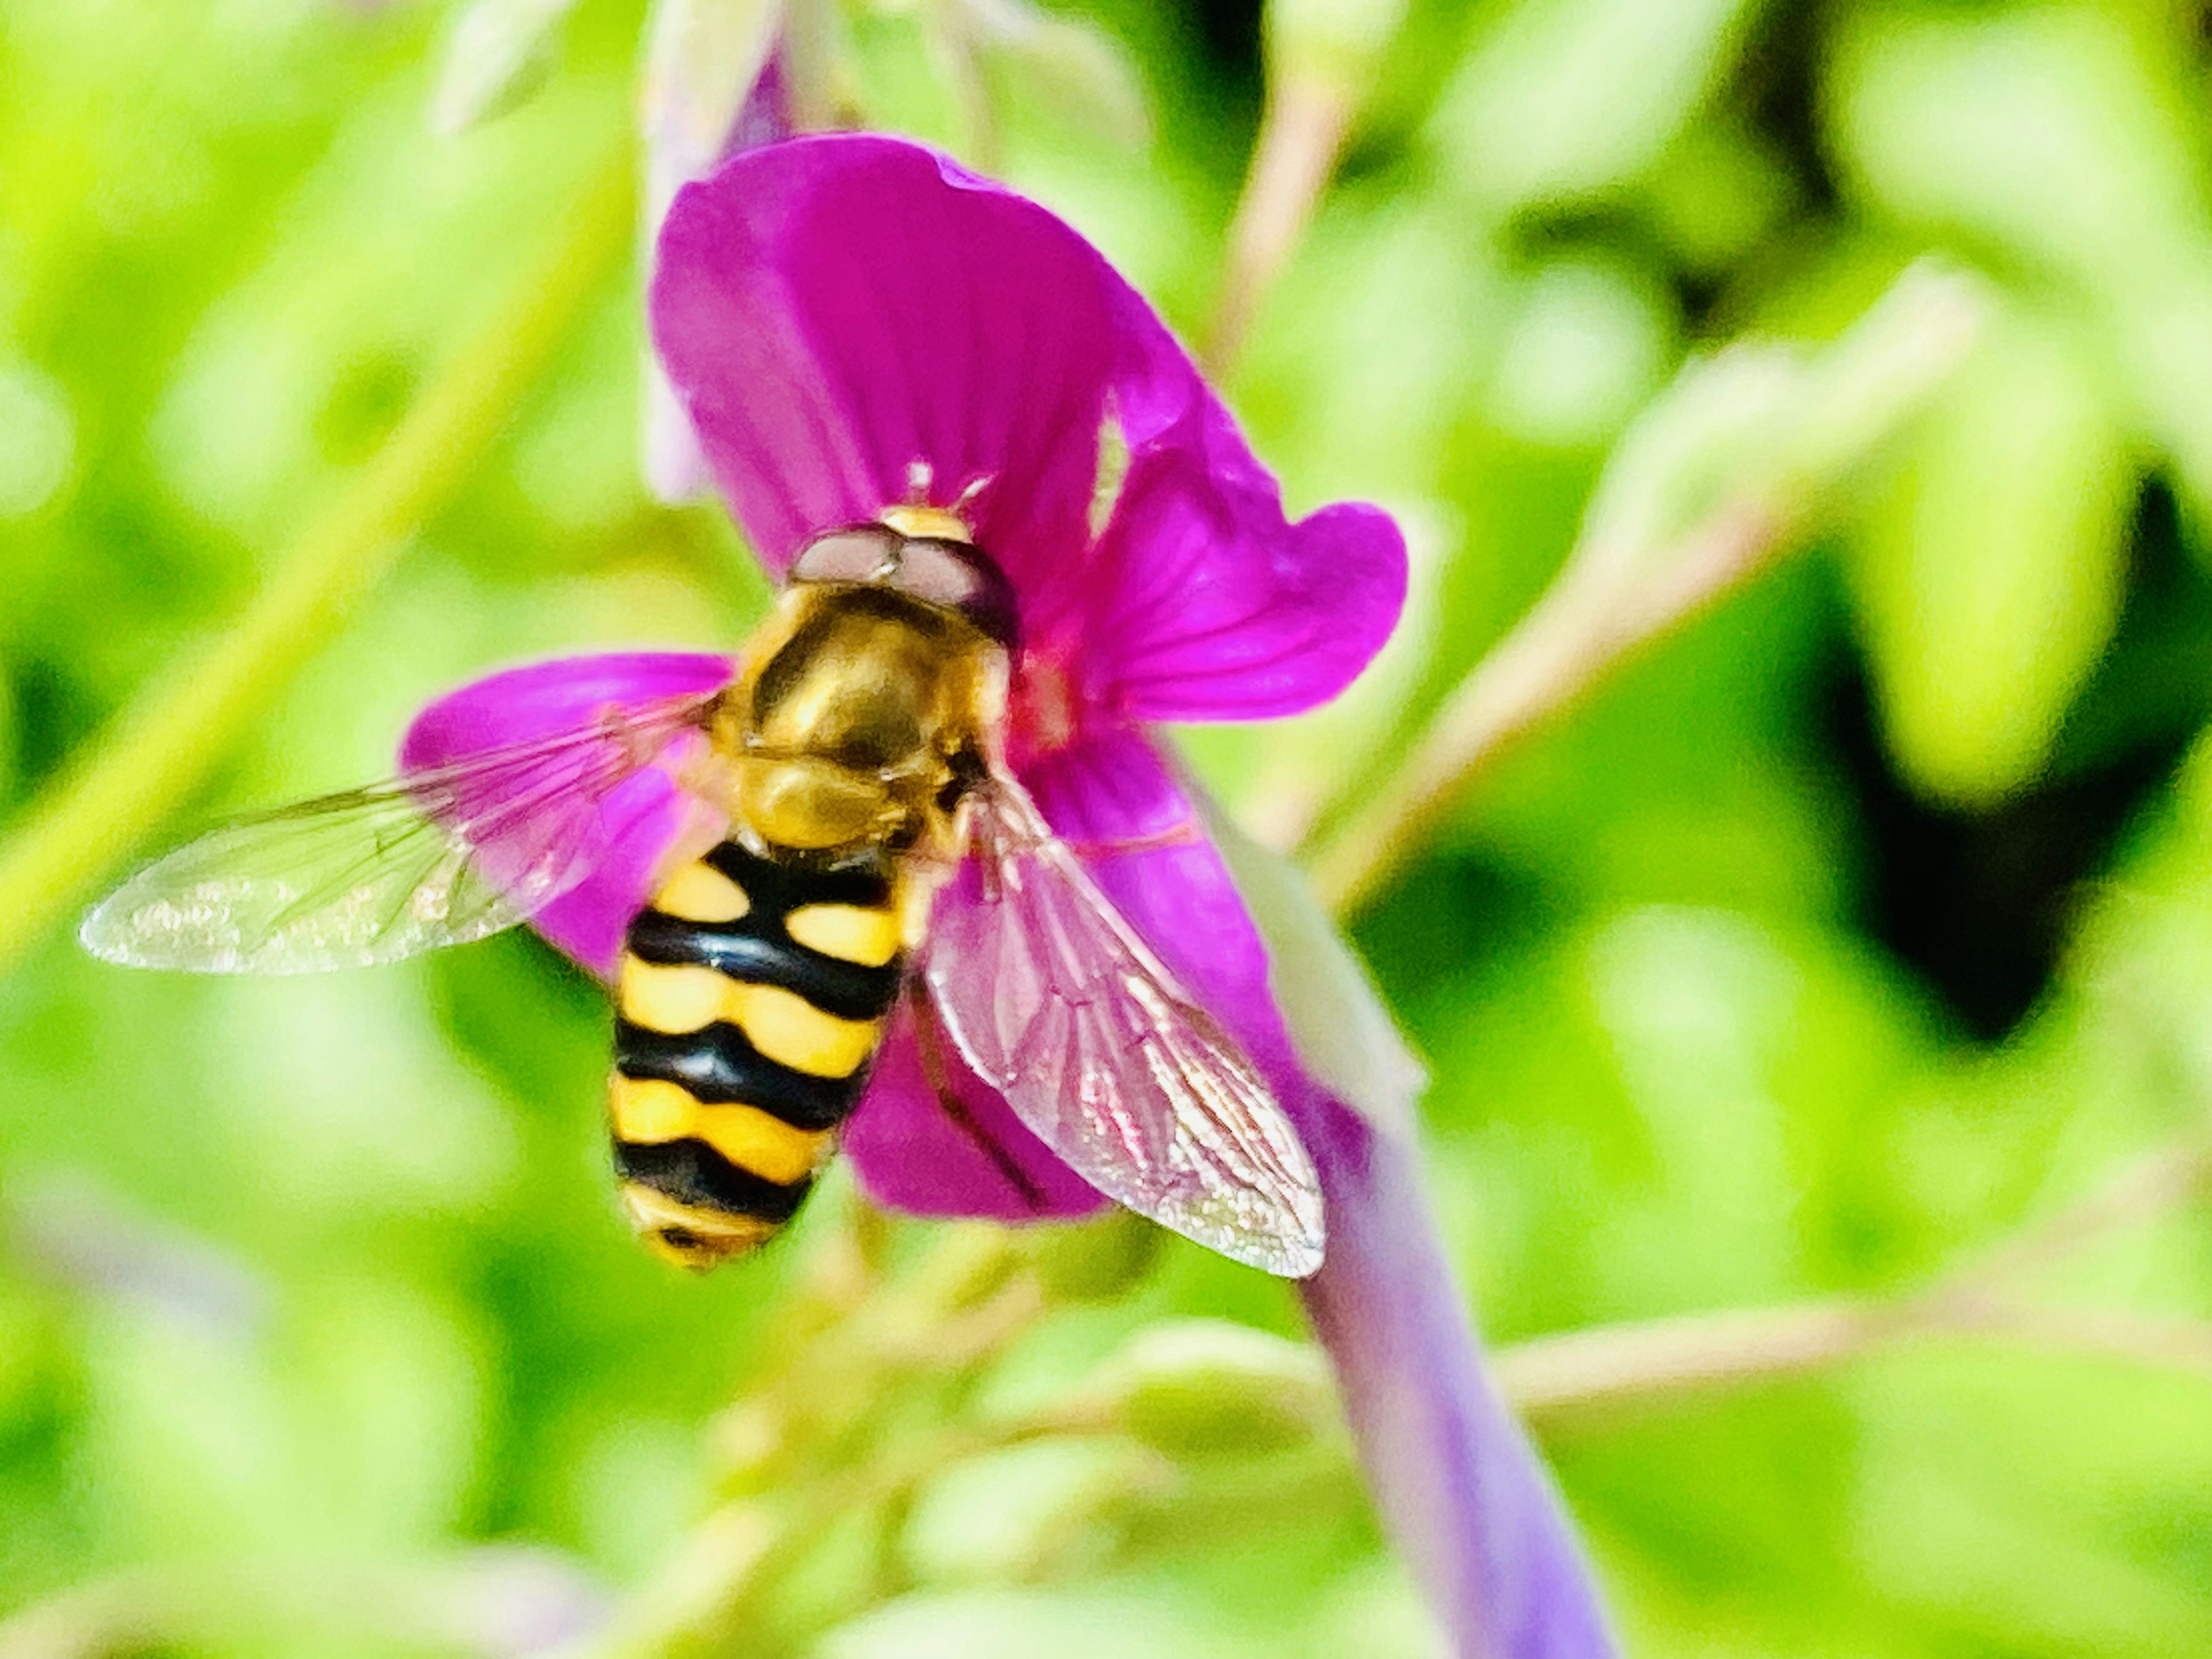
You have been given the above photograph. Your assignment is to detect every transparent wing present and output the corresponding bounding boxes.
[81,691,725,974]
[919,775,1325,1277]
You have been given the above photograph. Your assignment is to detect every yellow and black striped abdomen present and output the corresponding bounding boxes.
[611,840,906,1269]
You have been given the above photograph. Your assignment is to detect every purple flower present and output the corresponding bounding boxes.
[406,134,1613,1656]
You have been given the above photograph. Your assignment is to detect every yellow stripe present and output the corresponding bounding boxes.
[619,958,727,1035]
[619,959,883,1078]
[727,982,880,1078]
[698,1105,828,1184]
[609,1075,830,1184]
[655,861,751,922]
[609,1074,699,1142]
[619,1183,777,1270]
[785,902,901,967]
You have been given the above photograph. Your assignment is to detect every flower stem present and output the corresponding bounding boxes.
[1306,493,1786,917]
[594,1406,1101,1659]
[1499,1125,2212,1426]
[1503,1291,2212,1426]
[1301,263,1986,918]
[0,144,635,977]
[780,0,846,132]
[0,1551,605,1659]
[586,1221,1074,1659]
[1202,70,1353,380]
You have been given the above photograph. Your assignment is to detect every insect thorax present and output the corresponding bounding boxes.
[717,582,1003,857]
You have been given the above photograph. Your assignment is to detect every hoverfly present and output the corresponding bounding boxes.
[82,507,1325,1277]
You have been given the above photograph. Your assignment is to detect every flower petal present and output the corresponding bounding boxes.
[1198,792,1426,1138]
[650,134,1405,716]
[1298,1094,1619,1659]
[398,653,736,978]
[840,1013,1109,1222]
[1017,729,1618,1653]
[1088,450,1408,721]
[1016,724,1305,1080]
[652,135,1113,581]
[840,722,1278,1224]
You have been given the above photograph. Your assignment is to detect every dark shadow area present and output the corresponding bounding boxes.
[1831,478,2212,1041]
[1351,848,1559,1005]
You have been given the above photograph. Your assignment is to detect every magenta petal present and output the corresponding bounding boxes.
[652,135,1406,713]
[841,1013,1108,1221]
[844,724,1279,1223]
[1016,729,1617,1653]
[1062,270,1406,721]
[1298,1094,1618,1658]
[399,653,736,978]
[1016,724,1306,1091]
[1090,453,1407,721]
[652,135,1113,584]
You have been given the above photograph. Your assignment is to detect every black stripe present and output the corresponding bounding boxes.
[703,839,894,911]
[615,1137,813,1222]
[613,1020,866,1131]
[627,908,901,1022]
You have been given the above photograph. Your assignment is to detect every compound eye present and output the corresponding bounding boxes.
[789,524,902,586]
[895,539,1021,650]
[894,539,984,611]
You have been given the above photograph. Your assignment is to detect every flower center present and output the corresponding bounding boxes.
[1008,647,1084,769]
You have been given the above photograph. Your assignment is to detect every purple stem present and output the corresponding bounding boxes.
[1298,1093,1618,1659]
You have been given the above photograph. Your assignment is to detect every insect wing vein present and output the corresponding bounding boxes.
[921,779,1325,1277]
[81,690,724,974]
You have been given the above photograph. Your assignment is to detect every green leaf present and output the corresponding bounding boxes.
[1430,0,1762,213]
[1825,5,2210,294]
[818,1588,1242,1659]
[969,0,1151,151]
[1093,1319,1333,1459]
[430,0,585,135]
[1827,3,2212,527]
[1845,299,2135,804]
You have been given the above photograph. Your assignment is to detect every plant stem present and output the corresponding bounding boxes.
[596,1408,1102,1659]
[1203,70,1354,379]
[1497,1124,2212,1426]
[1300,264,1986,918]
[589,1226,1077,1659]
[1306,494,1785,917]
[781,0,846,132]
[0,143,636,977]
[0,1552,604,1659]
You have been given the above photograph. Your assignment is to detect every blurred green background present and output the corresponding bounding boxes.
[7,0,2212,1654]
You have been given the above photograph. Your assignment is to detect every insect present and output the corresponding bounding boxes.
[81,507,1325,1277]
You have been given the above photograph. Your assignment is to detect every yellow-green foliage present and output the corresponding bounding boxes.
[6,2,2212,1656]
